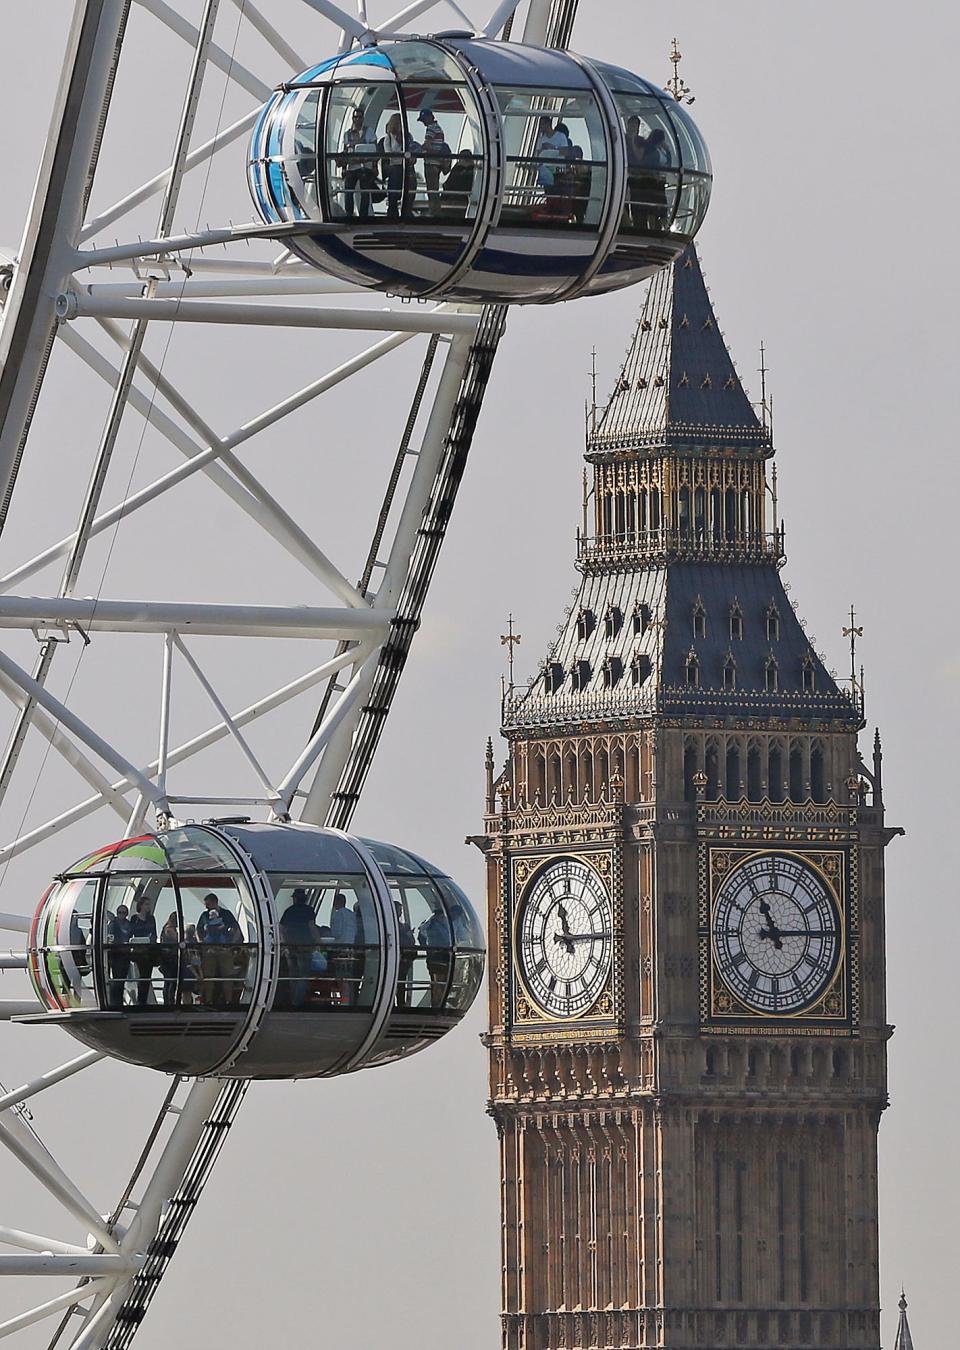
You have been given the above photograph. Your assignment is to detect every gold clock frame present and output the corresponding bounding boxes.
[511,851,617,1027]
[701,845,851,1029]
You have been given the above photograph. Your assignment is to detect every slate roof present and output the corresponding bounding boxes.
[503,561,858,731]
[588,245,772,455]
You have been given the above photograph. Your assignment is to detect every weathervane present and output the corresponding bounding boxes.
[500,613,522,691]
[589,345,598,435]
[665,38,695,105]
[758,340,770,433]
[842,605,864,708]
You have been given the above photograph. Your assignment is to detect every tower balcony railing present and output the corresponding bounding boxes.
[577,524,786,569]
[503,685,658,728]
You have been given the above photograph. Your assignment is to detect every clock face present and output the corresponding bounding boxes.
[517,858,613,1018]
[713,853,841,1015]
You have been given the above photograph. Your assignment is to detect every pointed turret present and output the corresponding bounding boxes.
[894,1291,915,1350]
[505,244,860,736]
[589,245,771,455]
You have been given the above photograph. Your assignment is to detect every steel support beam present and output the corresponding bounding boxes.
[0,0,130,524]
[60,293,480,335]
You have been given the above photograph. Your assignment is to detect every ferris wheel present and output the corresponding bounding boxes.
[0,0,712,1344]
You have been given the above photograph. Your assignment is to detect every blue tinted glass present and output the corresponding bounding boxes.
[588,59,659,97]
[291,55,344,86]
[451,39,589,89]
[361,838,435,876]
[668,102,712,176]
[434,877,484,948]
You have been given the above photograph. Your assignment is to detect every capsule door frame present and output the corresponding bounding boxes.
[190,826,278,1077]
[414,40,502,300]
[326,828,399,1073]
[555,54,627,302]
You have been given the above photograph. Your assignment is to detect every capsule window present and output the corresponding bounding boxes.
[102,872,179,1011]
[494,88,607,229]
[270,873,380,1011]
[33,877,98,1012]
[612,95,680,238]
[321,70,483,225]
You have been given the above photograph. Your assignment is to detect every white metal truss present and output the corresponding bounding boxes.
[0,0,572,1345]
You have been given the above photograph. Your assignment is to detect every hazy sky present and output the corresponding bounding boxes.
[0,2,957,1347]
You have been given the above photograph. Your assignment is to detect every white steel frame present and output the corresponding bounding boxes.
[0,0,560,1345]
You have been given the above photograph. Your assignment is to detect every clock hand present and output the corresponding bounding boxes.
[554,903,574,954]
[553,931,612,945]
[756,899,784,951]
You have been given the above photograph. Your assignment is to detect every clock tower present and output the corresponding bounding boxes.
[480,247,898,1350]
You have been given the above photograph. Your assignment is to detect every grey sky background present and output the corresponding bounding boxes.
[0,2,956,1346]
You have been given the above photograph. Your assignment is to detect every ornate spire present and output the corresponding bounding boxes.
[588,245,772,456]
[894,1291,915,1350]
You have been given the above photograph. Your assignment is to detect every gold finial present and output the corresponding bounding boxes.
[758,341,771,433]
[500,613,522,692]
[590,346,598,435]
[665,38,695,105]
[842,605,864,712]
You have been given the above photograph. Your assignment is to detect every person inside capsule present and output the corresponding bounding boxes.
[338,105,377,220]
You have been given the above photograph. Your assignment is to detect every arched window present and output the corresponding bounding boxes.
[766,603,781,642]
[790,1047,802,1077]
[711,486,723,545]
[576,608,594,640]
[705,742,720,801]
[570,659,591,692]
[683,742,698,802]
[811,743,827,803]
[724,486,737,542]
[694,486,706,542]
[747,1047,759,1079]
[639,486,648,533]
[631,652,652,686]
[832,1048,847,1079]
[624,491,636,536]
[614,490,626,535]
[633,602,651,635]
[747,744,763,801]
[548,751,562,802]
[602,655,623,688]
[604,605,622,638]
[627,744,640,801]
[704,1046,717,1076]
[764,655,779,693]
[543,662,563,694]
[685,651,700,688]
[692,599,706,640]
[598,748,609,793]
[533,752,546,804]
[741,487,751,540]
[601,493,613,538]
[789,743,804,802]
[729,601,743,641]
[768,743,784,803]
[723,655,736,691]
[649,485,661,531]
[582,750,594,802]
[679,485,691,540]
[802,654,816,694]
[565,751,578,801]
[726,742,741,799]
